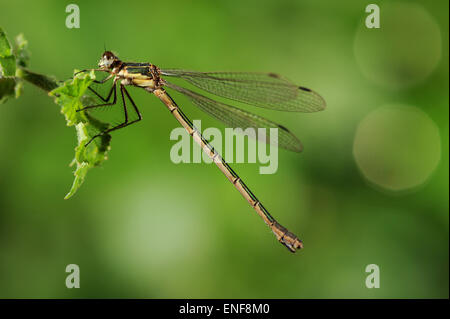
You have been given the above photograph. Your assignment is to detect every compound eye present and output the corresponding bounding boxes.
[103,51,115,60]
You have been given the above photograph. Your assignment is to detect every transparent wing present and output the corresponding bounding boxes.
[160,69,326,112]
[165,82,303,152]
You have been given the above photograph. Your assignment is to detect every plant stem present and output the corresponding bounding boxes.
[17,67,59,92]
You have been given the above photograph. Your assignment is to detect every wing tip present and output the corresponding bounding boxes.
[317,93,327,111]
[298,86,327,112]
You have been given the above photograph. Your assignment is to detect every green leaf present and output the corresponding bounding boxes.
[1,27,111,199]
[0,27,18,103]
[50,71,112,199]
[0,77,16,103]
[0,27,16,76]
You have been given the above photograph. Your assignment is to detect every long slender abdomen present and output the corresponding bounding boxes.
[153,88,303,253]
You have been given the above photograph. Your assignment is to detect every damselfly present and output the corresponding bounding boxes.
[76,51,326,252]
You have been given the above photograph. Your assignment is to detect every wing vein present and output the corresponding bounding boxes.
[165,82,303,152]
[161,69,326,112]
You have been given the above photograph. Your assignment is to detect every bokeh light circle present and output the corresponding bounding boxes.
[353,105,441,192]
[354,3,441,89]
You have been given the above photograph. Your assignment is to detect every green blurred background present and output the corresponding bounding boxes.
[0,0,448,298]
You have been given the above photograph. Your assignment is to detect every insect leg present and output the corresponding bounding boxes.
[77,80,117,112]
[84,84,142,146]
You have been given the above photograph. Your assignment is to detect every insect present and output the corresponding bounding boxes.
[76,51,326,252]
